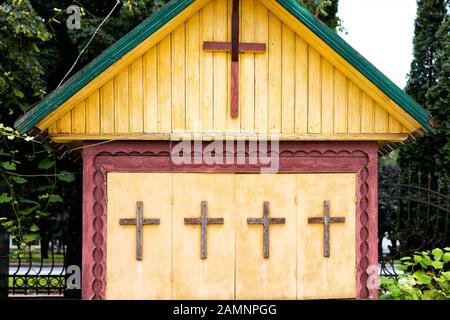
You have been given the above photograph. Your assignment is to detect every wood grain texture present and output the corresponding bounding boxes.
[46,0,411,141]
[106,173,172,300]
[297,173,356,299]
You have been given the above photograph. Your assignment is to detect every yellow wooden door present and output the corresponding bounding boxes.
[105,172,356,300]
[172,173,235,299]
[296,173,357,299]
[235,174,297,299]
[106,173,173,299]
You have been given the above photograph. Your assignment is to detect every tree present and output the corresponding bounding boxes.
[300,0,340,31]
[398,0,449,182]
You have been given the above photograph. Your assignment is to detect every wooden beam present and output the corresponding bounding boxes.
[203,41,266,52]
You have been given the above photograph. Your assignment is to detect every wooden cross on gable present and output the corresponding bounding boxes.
[203,0,267,117]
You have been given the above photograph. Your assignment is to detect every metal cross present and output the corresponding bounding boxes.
[202,0,266,117]
[307,200,346,257]
[119,201,160,261]
[184,201,224,259]
[247,201,286,259]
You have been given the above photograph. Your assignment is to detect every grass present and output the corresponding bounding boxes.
[9,252,64,264]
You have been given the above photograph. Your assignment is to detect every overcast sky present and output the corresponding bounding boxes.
[338,0,417,89]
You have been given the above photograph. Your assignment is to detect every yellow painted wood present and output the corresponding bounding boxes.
[389,115,402,133]
[129,58,144,133]
[321,58,334,134]
[143,47,158,133]
[213,0,228,131]
[281,24,295,134]
[374,103,389,133]
[297,173,356,299]
[186,13,201,132]
[295,35,308,134]
[58,111,72,134]
[254,1,269,133]
[347,81,361,133]
[86,90,100,134]
[308,46,321,133]
[268,12,282,133]
[158,36,172,133]
[361,93,374,133]
[334,69,348,133]
[114,68,129,133]
[106,173,173,300]
[172,173,235,300]
[200,2,214,132]
[71,100,85,134]
[100,80,114,133]
[51,132,409,143]
[43,0,421,142]
[172,24,186,133]
[235,174,297,299]
[240,0,255,132]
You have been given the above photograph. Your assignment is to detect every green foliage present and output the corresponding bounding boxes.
[0,0,51,121]
[0,125,75,249]
[380,248,450,300]
[399,0,450,182]
[299,0,340,31]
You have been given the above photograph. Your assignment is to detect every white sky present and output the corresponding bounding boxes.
[338,0,417,89]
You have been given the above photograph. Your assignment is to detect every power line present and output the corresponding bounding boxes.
[57,0,121,88]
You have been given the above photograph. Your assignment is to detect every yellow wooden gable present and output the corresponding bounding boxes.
[26,0,430,144]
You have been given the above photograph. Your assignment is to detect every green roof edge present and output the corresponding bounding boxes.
[15,0,435,134]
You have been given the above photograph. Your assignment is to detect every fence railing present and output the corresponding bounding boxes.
[9,239,66,296]
[378,166,450,276]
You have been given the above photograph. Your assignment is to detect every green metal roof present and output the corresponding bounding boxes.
[14,0,435,134]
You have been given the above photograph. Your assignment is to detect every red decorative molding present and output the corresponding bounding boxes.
[82,141,378,300]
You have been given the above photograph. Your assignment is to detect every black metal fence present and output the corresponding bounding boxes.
[378,165,450,276]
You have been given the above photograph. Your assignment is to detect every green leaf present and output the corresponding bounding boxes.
[413,255,422,264]
[38,159,55,170]
[444,247,450,251]
[422,258,433,266]
[2,161,16,170]
[19,207,37,216]
[30,225,39,232]
[400,256,412,261]
[443,252,450,263]
[432,248,444,260]
[57,171,75,183]
[396,265,408,271]
[413,271,432,285]
[48,194,63,203]
[0,193,13,203]
[23,234,39,243]
[10,176,27,184]
[432,261,444,269]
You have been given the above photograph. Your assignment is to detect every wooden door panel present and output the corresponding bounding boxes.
[235,174,297,299]
[297,173,357,299]
[106,173,173,299]
[172,173,235,299]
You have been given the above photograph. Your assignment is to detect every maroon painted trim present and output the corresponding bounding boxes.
[231,61,239,118]
[82,141,378,300]
[203,41,267,52]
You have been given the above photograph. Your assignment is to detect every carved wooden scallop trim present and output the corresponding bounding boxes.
[82,141,378,300]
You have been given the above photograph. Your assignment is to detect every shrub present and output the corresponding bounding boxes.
[380,248,450,300]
